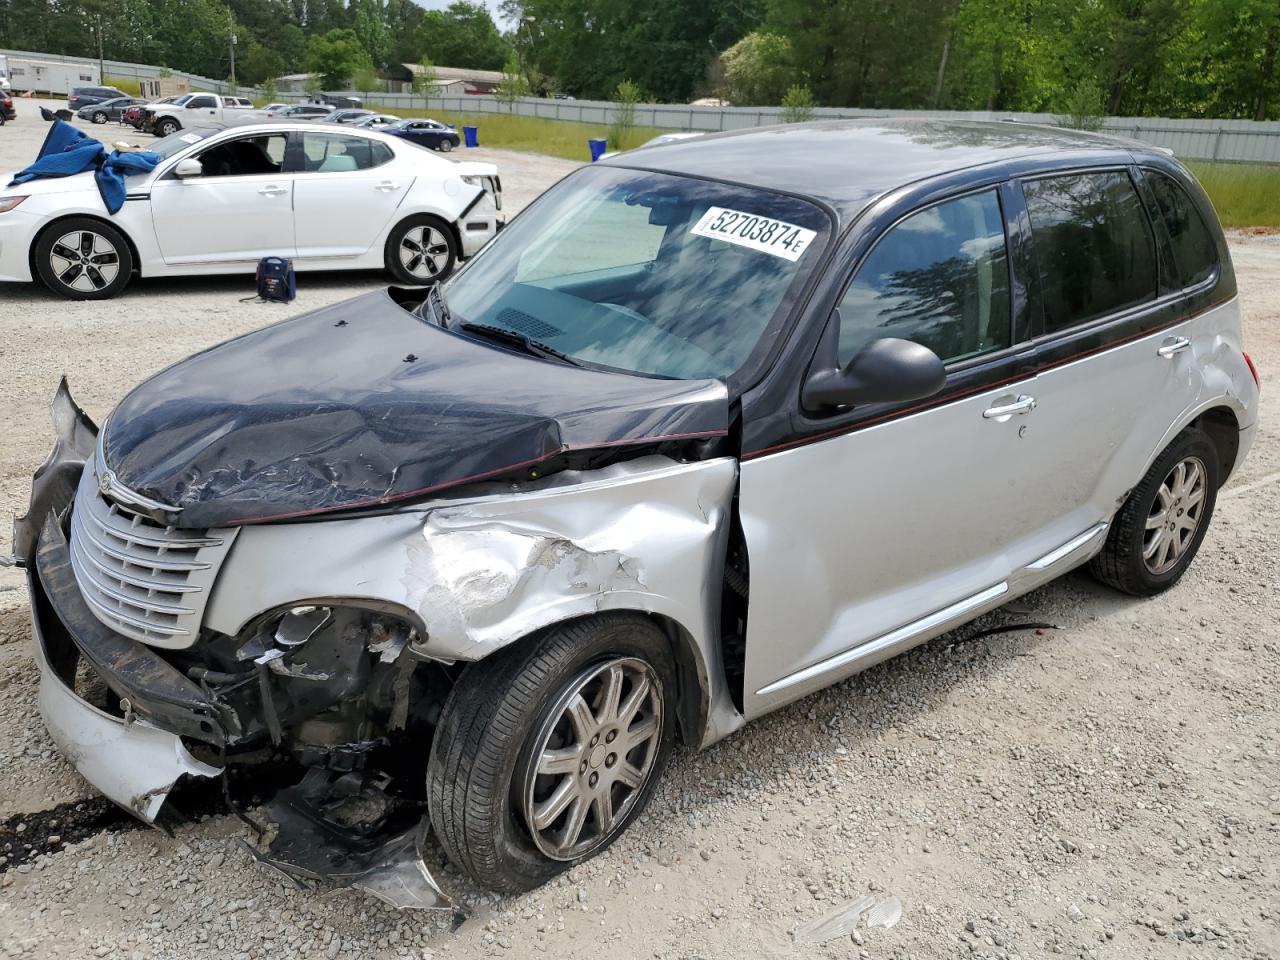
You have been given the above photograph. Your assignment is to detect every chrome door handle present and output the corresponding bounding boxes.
[258,186,288,197]
[983,394,1037,419]
[375,181,402,192]
[1157,336,1191,358]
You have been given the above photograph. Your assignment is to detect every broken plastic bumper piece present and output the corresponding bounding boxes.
[241,781,465,921]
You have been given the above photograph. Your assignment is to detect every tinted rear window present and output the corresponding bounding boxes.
[1024,171,1158,332]
[1147,171,1218,289]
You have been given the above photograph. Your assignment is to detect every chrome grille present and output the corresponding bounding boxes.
[69,461,236,648]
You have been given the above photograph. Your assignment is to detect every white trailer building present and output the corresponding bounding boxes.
[2,56,99,95]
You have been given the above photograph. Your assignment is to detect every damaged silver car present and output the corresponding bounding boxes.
[7,120,1259,907]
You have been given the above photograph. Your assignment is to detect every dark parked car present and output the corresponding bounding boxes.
[386,118,460,152]
[67,86,128,110]
[1,93,14,122]
[77,96,146,124]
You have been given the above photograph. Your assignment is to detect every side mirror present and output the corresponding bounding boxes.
[803,336,946,411]
[174,158,203,179]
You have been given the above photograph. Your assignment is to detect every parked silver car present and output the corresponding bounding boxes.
[9,119,1259,911]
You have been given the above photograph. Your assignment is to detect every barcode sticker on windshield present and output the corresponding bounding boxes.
[179,133,203,143]
[690,206,817,262]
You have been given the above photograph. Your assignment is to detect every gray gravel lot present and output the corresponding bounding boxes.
[0,98,1277,960]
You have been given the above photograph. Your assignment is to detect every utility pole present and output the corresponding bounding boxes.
[95,14,105,84]
[228,10,237,88]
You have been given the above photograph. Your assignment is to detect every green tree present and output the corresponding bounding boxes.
[419,2,512,70]
[779,82,815,122]
[1061,77,1107,131]
[353,0,392,67]
[721,31,794,105]
[352,63,382,97]
[607,79,643,148]
[495,54,530,109]
[307,28,371,89]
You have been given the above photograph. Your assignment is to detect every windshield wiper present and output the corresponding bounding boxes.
[457,322,583,367]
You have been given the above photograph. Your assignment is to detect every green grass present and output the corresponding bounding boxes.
[391,105,664,161]
[1187,161,1280,228]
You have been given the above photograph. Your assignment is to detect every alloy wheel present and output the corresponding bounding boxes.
[1143,455,1206,575]
[399,226,450,279]
[48,230,121,294]
[520,657,663,861]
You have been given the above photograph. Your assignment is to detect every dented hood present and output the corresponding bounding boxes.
[101,289,729,528]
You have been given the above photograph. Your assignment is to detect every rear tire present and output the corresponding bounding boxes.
[383,214,457,285]
[33,218,133,300]
[439,138,453,152]
[427,613,676,893]
[1089,427,1220,596]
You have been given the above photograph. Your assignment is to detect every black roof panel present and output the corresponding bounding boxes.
[604,118,1155,222]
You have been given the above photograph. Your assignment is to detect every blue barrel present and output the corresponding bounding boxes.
[463,125,479,148]
[588,138,608,161]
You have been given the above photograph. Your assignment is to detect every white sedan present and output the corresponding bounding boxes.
[0,120,503,299]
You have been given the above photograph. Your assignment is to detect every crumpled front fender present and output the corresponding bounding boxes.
[204,456,745,748]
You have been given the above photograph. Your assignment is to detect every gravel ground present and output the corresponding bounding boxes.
[1,99,1277,960]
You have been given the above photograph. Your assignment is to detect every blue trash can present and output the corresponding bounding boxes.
[463,126,479,148]
[588,138,608,161]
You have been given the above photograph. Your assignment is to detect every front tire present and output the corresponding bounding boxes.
[1089,426,1220,596]
[384,214,457,285]
[156,118,178,137]
[91,111,108,124]
[427,614,676,893]
[33,218,133,300]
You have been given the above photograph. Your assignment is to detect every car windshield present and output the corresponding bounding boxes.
[149,127,221,160]
[443,165,830,380]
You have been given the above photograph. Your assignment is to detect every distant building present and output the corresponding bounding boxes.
[275,72,317,94]
[140,76,191,99]
[386,64,503,96]
[3,56,99,95]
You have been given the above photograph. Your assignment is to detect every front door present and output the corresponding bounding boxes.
[739,187,1039,717]
[149,131,294,265]
[290,131,411,259]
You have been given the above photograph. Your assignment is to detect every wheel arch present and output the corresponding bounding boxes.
[1193,405,1242,487]
[30,213,142,279]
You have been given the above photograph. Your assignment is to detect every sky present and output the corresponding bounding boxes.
[414,0,515,29]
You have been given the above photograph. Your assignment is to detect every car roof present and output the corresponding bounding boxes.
[605,117,1161,222]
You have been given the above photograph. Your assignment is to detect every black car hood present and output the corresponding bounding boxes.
[102,289,729,528]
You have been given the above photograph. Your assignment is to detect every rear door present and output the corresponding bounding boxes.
[149,131,295,264]
[289,131,410,259]
[1008,168,1199,562]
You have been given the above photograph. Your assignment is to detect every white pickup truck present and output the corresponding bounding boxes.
[144,93,258,136]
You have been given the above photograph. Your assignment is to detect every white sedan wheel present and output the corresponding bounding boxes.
[49,230,121,294]
[399,225,451,280]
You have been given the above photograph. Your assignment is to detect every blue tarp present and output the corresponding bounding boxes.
[8,118,161,214]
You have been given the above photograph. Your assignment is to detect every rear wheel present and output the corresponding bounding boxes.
[1089,427,1220,596]
[438,138,453,152]
[33,218,133,300]
[384,214,457,285]
[427,614,676,893]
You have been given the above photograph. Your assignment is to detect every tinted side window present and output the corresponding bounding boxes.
[837,190,1012,366]
[1024,171,1157,332]
[187,95,217,109]
[1147,171,1218,288]
[195,134,287,177]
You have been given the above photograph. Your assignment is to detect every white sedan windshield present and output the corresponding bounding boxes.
[444,166,829,380]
